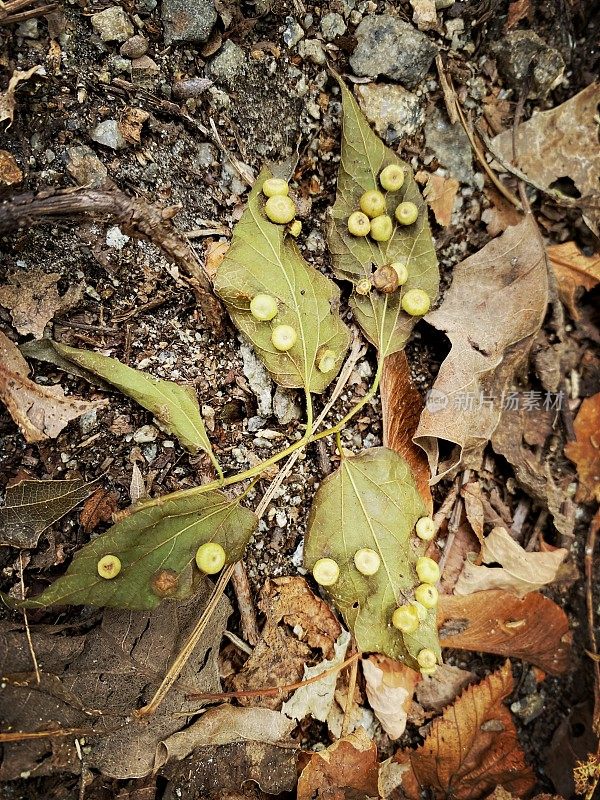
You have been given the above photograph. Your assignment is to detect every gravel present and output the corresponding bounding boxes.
[90,6,134,43]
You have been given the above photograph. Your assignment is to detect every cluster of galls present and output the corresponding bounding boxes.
[312,514,439,675]
[348,166,431,318]
[247,179,337,373]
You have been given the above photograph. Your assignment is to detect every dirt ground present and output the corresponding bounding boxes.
[1,1,599,798]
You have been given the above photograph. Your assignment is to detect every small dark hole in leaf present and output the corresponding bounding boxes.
[300,289,306,295]
[548,176,581,199]
[571,722,587,737]
[352,601,359,609]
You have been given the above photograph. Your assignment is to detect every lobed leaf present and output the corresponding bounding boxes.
[213,170,351,393]
[328,77,439,357]
[52,343,218,467]
[17,490,257,610]
[303,447,440,669]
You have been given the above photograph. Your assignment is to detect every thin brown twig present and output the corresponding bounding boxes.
[341,648,359,737]
[231,561,260,647]
[19,553,40,684]
[0,726,96,744]
[585,511,600,736]
[186,652,360,701]
[434,56,522,211]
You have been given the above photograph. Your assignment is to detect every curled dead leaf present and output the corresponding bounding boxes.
[438,590,571,675]
[454,526,568,597]
[381,350,432,511]
[414,216,549,480]
[362,655,419,739]
[547,242,600,320]
[423,173,459,227]
[0,270,83,339]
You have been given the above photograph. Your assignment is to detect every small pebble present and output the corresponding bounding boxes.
[120,35,149,59]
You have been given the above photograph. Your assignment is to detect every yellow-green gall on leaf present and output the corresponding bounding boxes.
[416,556,440,585]
[417,648,437,672]
[289,219,302,237]
[195,542,226,574]
[347,211,371,237]
[415,516,435,541]
[97,554,121,579]
[359,189,386,218]
[415,583,438,609]
[271,324,297,351]
[353,547,381,576]
[401,289,431,317]
[370,214,393,242]
[317,348,336,373]
[313,557,339,586]
[262,177,289,197]
[391,604,420,634]
[411,600,428,621]
[379,164,405,192]
[265,195,296,224]
[390,261,409,286]
[395,201,419,226]
[250,293,278,321]
[355,277,372,295]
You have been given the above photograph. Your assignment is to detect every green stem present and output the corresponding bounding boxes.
[136,390,314,510]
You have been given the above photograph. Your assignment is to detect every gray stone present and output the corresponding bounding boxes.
[321,12,347,40]
[273,387,301,425]
[349,14,437,89]
[162,0,217,45]
[195,142,218,166]
[297,38,326,66]
[424,108,474,184]
[490,31,565,98]
[17,19,38,38]
[120,34,149,58]
[130,55,160,85]
[134,424,158,443]
[240,342,272,417]
[65,145,109,187]
[90,119,127,151]
[172,77,212,99]
[91,6,134,43]
[355,83,424,143]
[283,16,304,47]
[206,41,246,89]
[247,416,266,432]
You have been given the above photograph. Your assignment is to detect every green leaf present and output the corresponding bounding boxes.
[18,490,257,610]
[303,447,440,669]
[0,477,99,549]
[328,77,439,357]
[52,343,220,471]
[213,170,351,394]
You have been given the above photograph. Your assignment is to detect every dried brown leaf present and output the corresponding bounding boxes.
[362,655,420,739]
[0,581,230,780]
[462,481,485,543]
[547,242,600,320]
[297,727,379,800]
[481,186,524,236]
[416,663,476,712]
[438,590,571,675]
[455,526,568,596]
[118,107,150,145]
[204,240,230,279]
[0,270,83,338]
[423,174,459,227]
[157,704,296,767]
[0,65,44,127]
[231,577,341,709]
[565,393,600,502]
[491,83,600,234]
[381,350,432,512]
[491,402,575,536]
[414,216,549,479]
[394,661,535,799]
[0,149,22,185]
[80,487,119,533]
[0,331,107,443]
